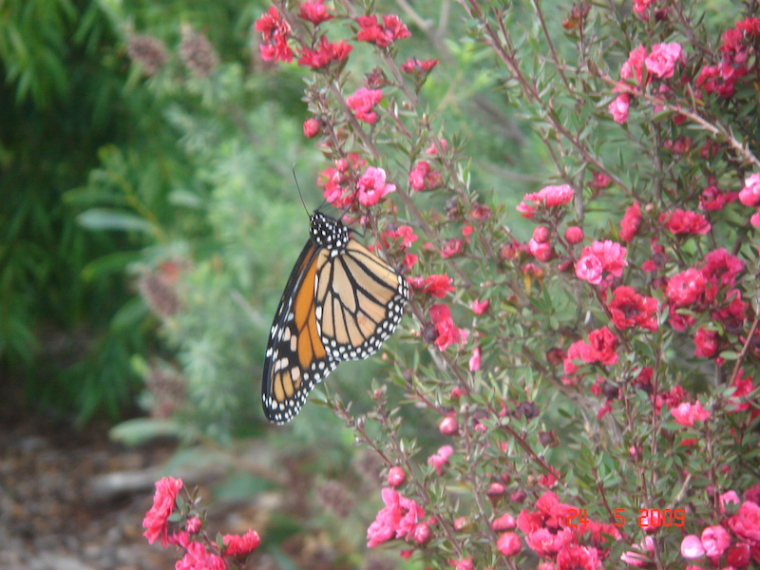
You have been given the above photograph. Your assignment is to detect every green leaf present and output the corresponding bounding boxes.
[77,208,155,233]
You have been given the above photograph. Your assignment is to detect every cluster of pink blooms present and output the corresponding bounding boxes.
[143,477,261,570]
[255,3,409,67]
[574,240,628,287]
[610,17,759,124]
[316,156,395,208]
[608,42,685,124]
[366,487,427,547]
[681,487,760,568]
[516,184,574,218]
[409,140,447,192]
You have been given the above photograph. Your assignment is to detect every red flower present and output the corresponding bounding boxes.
[356,14,410,47]
[223,530,261,557]
[255,7,293,63]
[299,0,334,24]
[142,476,183,547]
[608,286,658,331]
[298,36,352,69]
[660,209,711,235]
[346,87,383,124]
[441,238,464,258]
[526,528,576,557]
[412,274,455,298]
[563,327,619,374]
[401,57,439,73]
[619,200,641,242]
[666,268,706,307]
[176,542,225,570]
[590,171,611,189]
[429,304,460,350]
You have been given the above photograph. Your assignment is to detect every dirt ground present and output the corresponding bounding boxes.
[0,383,179,570]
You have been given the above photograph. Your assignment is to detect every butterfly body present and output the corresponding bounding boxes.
[262,212,407,424]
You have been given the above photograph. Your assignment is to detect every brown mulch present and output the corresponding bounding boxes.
[0,382,177,570]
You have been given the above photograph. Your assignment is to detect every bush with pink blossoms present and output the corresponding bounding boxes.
[126,1,760,569]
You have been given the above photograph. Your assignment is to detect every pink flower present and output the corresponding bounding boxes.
[556,546,602,570]
[720,491,741,514]
[401,57,439,74]
[297,36,352,69]
[408,160,442,192]
[660,209,711,235]
[565,226,584,244]
[497,532,522,556]
[223,530,261,557]
[426,139,448,155]
[299,0,333,24]
[575,254,603,284]
[619,201,641,242]
[525,527,575,557]
[412,522,431,544]
[621,536,654,567]
[680,535,705,559]
[142,476,183,547]
[645,42,684,79]
[671,401,710,426]
[632,0,657,15]
[454,559,474,570]
[469,347,481,372]
[303,118,320,138]
[517,184,574,218]
[176,542,225,570]
[429,304,460,351]
[528,237,552,261]
[726,501,760,542]
[609,93,630,124]
[428,445,454,474]
[701,525,730,559]
[739,173,760,206]
[441,238,464,258]
[366,488,425,547]
[621,44,648,84]
[346,88,383,124]
[666,268,706,307]
[387,466,406,487]
[472,298,490,315]
[356,167,396,206]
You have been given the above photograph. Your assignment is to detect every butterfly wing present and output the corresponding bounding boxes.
[315,238,408,362]
[261,240,337,424]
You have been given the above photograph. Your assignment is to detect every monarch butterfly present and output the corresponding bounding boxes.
[262,211,408,424]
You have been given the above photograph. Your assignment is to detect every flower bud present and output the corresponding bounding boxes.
[439,416,459,436]
[564,226,584,244]
[492,513,516,531]
[412,523,431,545]
[303,118,320,138]
[387,466,406,488]
[680,534,705,559]
[496,532,521,556]
[185,516,202,534]
[532,226,550,243]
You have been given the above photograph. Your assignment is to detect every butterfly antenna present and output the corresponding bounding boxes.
[292,165,311,218]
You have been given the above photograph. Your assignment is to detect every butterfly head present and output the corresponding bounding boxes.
[311,212,350,253]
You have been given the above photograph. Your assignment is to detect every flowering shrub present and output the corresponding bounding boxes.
[142,477,261,569]
[135,0,760,569]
